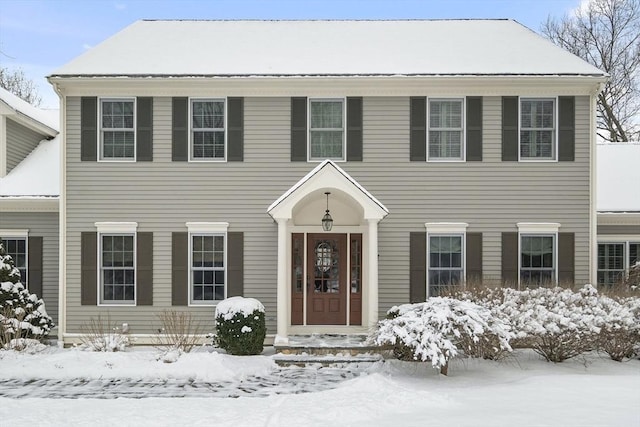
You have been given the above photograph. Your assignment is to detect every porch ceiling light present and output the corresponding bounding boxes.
[322,192,333,231]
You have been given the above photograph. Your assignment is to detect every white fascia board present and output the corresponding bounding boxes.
[517,222,561,234]
[0,229,29,237]
[598,212,640,226]
[48,75,606,98]
[425,222,469,234]
[186,222,229,233]
[94,222,138,233]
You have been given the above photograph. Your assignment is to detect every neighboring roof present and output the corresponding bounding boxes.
[0,87,59,133]
[597,143,640,213]
[0,135,60,197]
[50,19,605,78]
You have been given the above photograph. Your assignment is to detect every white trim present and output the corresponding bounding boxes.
[0,115,6,177]
[188,97,228,162]
[518,96,559,163]
[426,97,466,162]
[307,97,347,162]
[517,222,560,234]
[187,231,228,307]
[186,222,229,233]
[425,222,469,234]
[597,212,640,226]
[94,221,138,233]
[98,97,137,163]
[0,198,59,212]
[0,229,29,237]
[97,232,137,307]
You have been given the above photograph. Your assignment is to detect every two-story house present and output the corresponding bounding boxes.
[45,19,610,345]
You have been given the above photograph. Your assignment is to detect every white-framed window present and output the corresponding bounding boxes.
[100,98,136,161]
[520,98,556,161]
[597,240,640,287]
[187,222,228,305]
[428,98,464,161]
[518,223,559,287]
[425,223,467,297]
[95,222,137,305]
[0,230,28,286]
[309,98,345,161]
[190,98,226,161]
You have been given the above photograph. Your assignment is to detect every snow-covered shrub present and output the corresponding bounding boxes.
[0,243,54,349]
[500,285,604,362]
[373,297,513,374]
[154,310,203,354]
[215,297,266,355]
[78,315,130,352]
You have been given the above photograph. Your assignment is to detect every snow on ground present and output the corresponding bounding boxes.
[0,347,638,426]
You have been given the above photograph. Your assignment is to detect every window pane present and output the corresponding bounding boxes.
[311,101,343,128]
[310,131,344,159]
[428,235,463,294]
[521,235,555,286]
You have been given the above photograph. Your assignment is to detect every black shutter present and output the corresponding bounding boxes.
[347,97,363,161]
[81,232,97,305]
[410,97,426,161]
[466,233,483,283]
[466,97,483,161]
[227,232,244,297]
[136,97,153,161]
[558,232,575,284]
[501,232,519,286]
[81,97,97,161]
[171,232,188,306]
[409,232,427,302]
[27,236,43,298]
[558,97,575,162]
[502,97,519,161]
[172,97,188,162]
[137,232,153,305]
[291,97,307,161]
[227,97,244,162]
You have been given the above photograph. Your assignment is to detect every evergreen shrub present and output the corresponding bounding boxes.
[214,297,266,355]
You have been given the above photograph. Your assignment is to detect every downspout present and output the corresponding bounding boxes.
[50,79,66,346]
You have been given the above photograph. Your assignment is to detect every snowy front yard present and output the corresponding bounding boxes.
[0,346,638,426]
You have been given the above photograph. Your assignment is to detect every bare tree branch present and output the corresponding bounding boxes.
[0,67,42,107]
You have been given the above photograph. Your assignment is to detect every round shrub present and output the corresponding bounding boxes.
[214,297,266,355]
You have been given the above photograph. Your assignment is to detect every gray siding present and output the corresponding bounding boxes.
[0,212,59,326]
[65,95,592,334]
[598,224,640,235]
[6,119,46,173]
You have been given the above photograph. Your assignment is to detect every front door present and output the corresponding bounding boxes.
[306,233,347,325]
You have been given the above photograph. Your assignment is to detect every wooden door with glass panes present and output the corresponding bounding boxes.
[306,234,347,325]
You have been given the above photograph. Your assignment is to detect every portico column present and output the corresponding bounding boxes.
[367,218,380,328]
[275,218,289,343]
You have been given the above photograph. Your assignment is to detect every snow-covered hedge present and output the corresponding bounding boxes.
[373,297,513,374]
[214,297,266,356]
[0,244,54,348]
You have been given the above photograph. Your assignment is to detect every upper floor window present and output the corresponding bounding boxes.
[191,99,226,161]
[1,237,27,285]
[309,99,345,161]
[520,98,556,160]
[100,98,135,160]
[428,98,464,161]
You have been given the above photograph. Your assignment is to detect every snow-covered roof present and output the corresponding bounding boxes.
[597,143,640,213]
[50,20,605,78]
[0,135,60,197]
[0,87,59,133]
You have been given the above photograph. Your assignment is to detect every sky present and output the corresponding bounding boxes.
[0,0,585,109]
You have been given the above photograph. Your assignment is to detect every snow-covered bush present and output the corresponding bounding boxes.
[78,315,130,352]
[0,243,54,349]
[600,294,640,360]
[154,310,203,354]
[373,297,513,375]
[214,297,266,356]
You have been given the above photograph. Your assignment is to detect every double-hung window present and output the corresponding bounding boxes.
[187,222,228,305]
[100,234,135,304]
[309,99,345,161]
[100,98,135,160]
[597,241,640,287]
[520,235,555,286]
[428,98,464,161]
[1,235,27,285]
[520,98,556,160]
[425,223,467,297]
[191,99,225,160]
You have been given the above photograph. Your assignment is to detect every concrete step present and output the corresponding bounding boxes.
[273,352,385,367]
